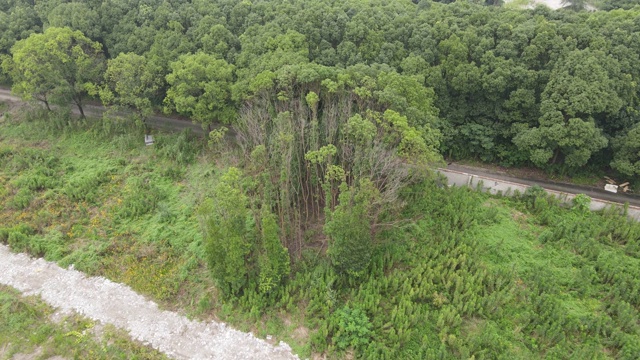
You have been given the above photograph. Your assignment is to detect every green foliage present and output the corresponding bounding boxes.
[198,168,253,298]
[116,176,166,220]
[46,3,101,40]
[63,163,114,203]
[5,108,640,359]
[611,123,640,177]
[7,27,104,116]
[0,0,639,172]
[380,109,440,163]
[324,179,378,277]
[164,52,236,125]
[0,117,213,355]
[155,130,201,165]
[3,2,640,359]
[561,0,593,11]
[0,286,168,359]
[14,166,59,191]
[7,229,30,251]
[521,185,548,209]
[8,187,33,210]
[571,193,591,213]
[331,306,373,351]
[258,211,290,294]
[101,52,163,121]
[207,126,228,152]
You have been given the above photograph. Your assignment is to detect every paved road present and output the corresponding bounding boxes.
[0,87,206,135]
[447,163,640,208]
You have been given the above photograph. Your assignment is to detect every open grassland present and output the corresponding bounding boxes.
[0,285,166,360]
[2,107,640,359]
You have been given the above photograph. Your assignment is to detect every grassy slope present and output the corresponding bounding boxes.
[0,107,311,355]
[0,111,213,310]
[0,285,167,359]
[472,199,640,359]
[1,106,640,359]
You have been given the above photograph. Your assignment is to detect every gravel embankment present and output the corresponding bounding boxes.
[0,245,298,360]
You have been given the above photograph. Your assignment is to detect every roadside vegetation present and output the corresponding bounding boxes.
[0,285,167,359]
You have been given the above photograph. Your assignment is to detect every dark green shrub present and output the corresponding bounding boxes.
[15,166,59,191]
[46,108,73,133]
[521,185,547,209]
[198,168,253,298]
[9,188,33,209]
[332,306,373,351]
[572,194,591,213]
[155,129,201,165]
[479,205,502,225]
[162,166,184,181]
[8,231,30,252]
[324,180,378,278]
[63,165,113,203]
[0,228,9,243]
[258,211,290,294]
[30,231,66,260]
[116,176,166,219]
[6,148,59,174]
[0,146,13,163]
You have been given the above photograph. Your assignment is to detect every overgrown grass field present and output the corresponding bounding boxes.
[2,106,640,359]
[0,285,167,359]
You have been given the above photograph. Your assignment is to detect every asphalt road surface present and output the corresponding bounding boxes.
[447,163,640,208]
[0,87,206,135]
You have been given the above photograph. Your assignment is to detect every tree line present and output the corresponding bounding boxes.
[0,0,639,177]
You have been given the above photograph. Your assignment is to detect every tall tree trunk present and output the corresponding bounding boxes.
[552,148,561,165]
[77,103,86,119]
[74,96,86,119]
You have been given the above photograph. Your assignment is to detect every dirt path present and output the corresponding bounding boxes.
[0,244,298,360]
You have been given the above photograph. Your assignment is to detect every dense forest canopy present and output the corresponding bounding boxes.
[0,0,639,176]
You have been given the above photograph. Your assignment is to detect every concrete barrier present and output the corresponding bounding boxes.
[437,168,640,221]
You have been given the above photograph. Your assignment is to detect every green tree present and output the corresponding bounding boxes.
[611,124,640,177]
[324,179,380,278]
[599,0,638,10]
[146,21,196,75]
[164,52,236,125]
[198,167,253,298]
[513,113,608,168]
[8,27,104,117]
[514,49,622,168]
[47,3,101,40]
[0,5,40,55]
[258,211,290,294]
[100,53,162,123]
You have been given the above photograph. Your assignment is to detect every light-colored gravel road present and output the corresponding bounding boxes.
[0,244,298,360]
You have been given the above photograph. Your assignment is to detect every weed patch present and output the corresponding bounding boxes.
[63,162,115,203]
[0,285,167,359]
